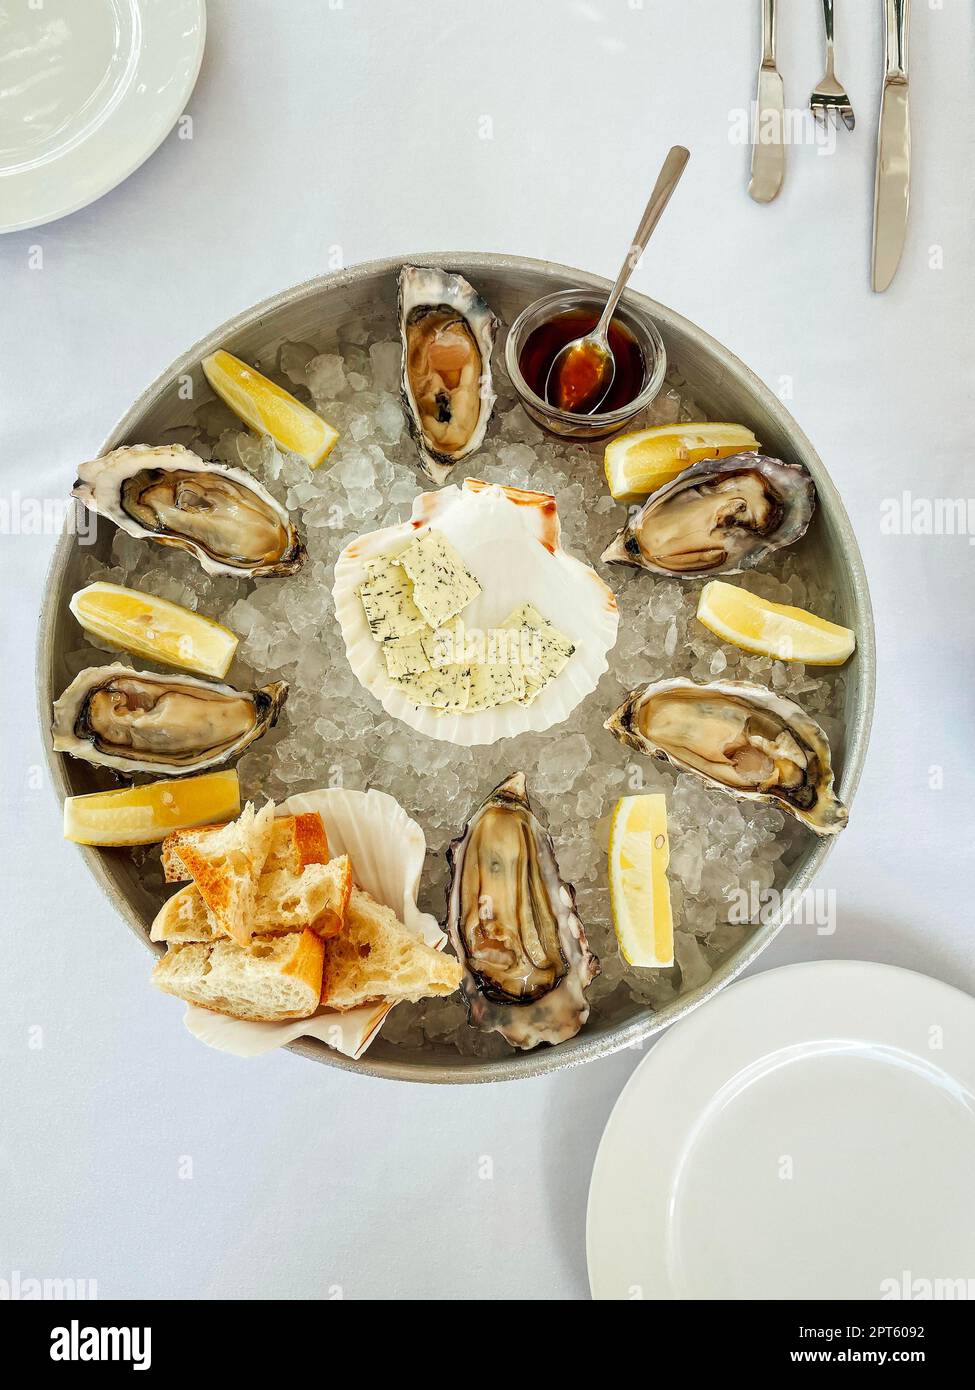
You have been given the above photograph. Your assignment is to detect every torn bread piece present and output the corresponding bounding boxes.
[169,801,274,947]
[163,811,329,883]
[151,855,353,944]
[398,530,481,628]
[322,887,462,1011]
[265,812,329,874]
[152,928,324,1022]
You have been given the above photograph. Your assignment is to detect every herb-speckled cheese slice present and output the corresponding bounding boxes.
[358,557,428,641]
[500,602,576,703]
[391,663,472,712]
[422,616,466,669]
[503,601,547,630]
[383,633,432,679]
[399,530,481,628]
[466,658,527,712]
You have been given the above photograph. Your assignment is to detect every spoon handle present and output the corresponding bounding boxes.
[595,145,690,339]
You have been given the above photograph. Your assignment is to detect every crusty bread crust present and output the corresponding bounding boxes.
[310,855,352,936]
[288,812,330,869]
[174,802,273,947]
[150,855,354,944]
[152,928,324,1021]
[151,805,461,1025]
[163,811,330,882]
[150,883,210,943]
[322,887,462,1010]
[279,927,326,993]
[161,824,227,881]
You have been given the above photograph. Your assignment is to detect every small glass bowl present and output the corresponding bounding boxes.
[504,288,667,441]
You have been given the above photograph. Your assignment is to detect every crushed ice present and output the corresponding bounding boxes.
[72,310,845,1058]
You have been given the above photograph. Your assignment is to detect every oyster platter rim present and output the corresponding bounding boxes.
[36,250,877,1085]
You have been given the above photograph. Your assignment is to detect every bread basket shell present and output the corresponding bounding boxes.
[182,787,445,1059]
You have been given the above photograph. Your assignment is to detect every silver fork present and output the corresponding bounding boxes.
[809,0,855,131]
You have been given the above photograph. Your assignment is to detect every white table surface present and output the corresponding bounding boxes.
[2,0,973,1301]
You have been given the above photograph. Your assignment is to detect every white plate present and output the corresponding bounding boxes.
[0,0,206,234]
[587,961,975,1300]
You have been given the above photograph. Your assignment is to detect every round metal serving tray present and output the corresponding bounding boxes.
[37,252,875,1084]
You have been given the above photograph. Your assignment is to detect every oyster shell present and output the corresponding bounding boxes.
[53,663,288,775]
[446,772,599,1048]
[72,444,304,578]
[605,677,847,835]
[601,452,815,577]
[398,265,499,485]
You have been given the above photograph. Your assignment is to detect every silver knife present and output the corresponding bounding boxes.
[748,0,785,203]
[872,0,911,291]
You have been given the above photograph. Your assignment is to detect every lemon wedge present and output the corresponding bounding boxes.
[697,580,855,665]
[604,422,760,501]
[202,348,339,468]
[608,794,674,967]
[63,770,241,846]
[70,581,239,680]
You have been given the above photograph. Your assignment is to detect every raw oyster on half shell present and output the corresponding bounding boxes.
[398,265,499,485]
[446,772,599,1048]
[601,452,815,577]
[72,443,304,578]
[53,663,288,776]
[605,677,847,835]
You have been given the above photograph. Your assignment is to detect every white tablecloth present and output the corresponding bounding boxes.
[2,0,972,1300]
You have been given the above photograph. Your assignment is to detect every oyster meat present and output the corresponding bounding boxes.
[398,265,499,485]
[53,664,288,775]
[446,772,599,1048]
[601,452,815,577]
[72,444,304,578]
[606,677,847,835]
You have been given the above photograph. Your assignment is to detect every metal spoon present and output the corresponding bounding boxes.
[544,145,690,414]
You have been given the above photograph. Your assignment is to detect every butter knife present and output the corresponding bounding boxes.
[872,0,911,291]
[748,0,785,203]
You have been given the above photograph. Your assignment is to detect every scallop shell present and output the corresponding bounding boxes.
[332,479,620,746]
[182,787,447,1060]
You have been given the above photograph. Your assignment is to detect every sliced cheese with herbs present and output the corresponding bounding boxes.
[423,616,467,669]
[399,530,481,628]
[383,624,434,647]
[358,557,428,641]
[467,659,526,712]
[392,663,472,712]
[500,602,576,703]
[504,601,548,629]
[358,534,577,717]
[523,626,575,701]
[383,634,432,679]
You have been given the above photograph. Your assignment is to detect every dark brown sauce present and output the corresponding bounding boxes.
[519,310,647,414]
